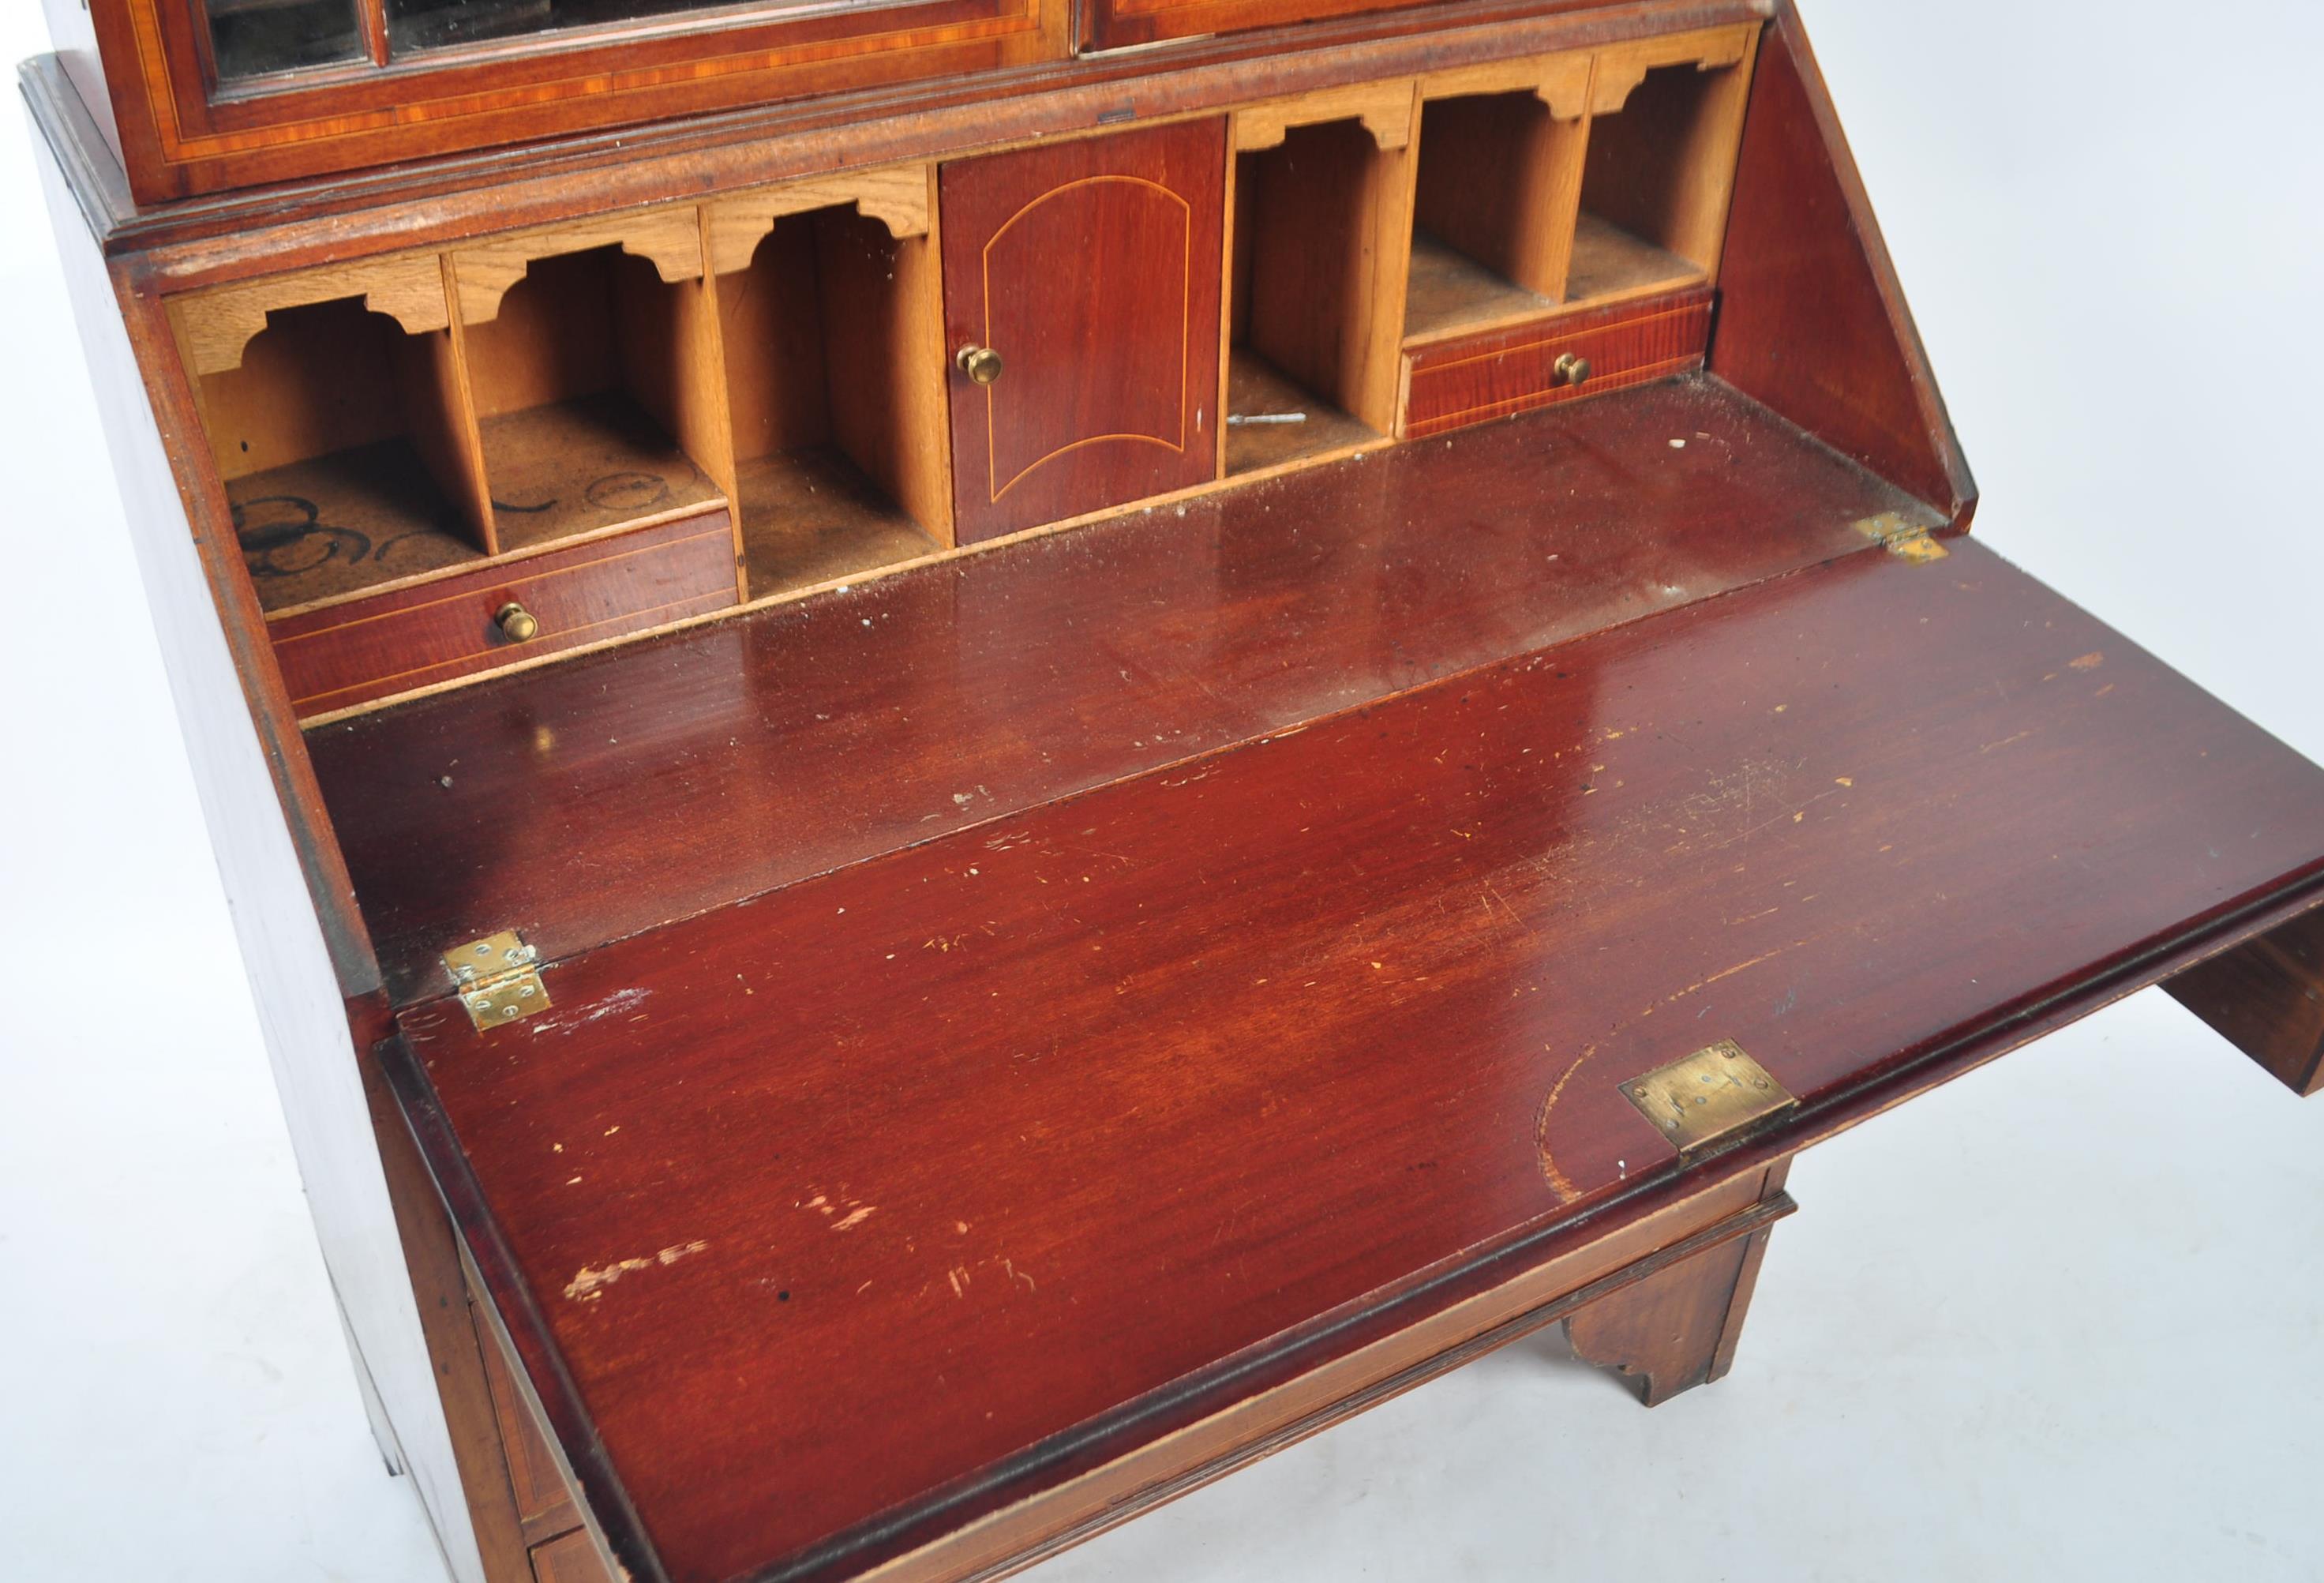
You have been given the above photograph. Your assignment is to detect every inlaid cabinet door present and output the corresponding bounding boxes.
[940,120,1227,545]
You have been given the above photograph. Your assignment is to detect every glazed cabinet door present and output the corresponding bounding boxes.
[939,120,1227,546]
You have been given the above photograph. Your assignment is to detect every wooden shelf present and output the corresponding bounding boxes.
[736,447,939,598]
[1565,211,1707,307]
[717,202,954,580]
[193,289,496,610]
[1225,115,1408,471]
[459,238,737,565]
[479,392,726,553]
[1404,216,1706,349]
[1402,229,1556,343]
[1224,349,1378,475]
[233,437,485,615]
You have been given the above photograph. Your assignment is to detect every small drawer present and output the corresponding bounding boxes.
[269,506,739,720]
[1400,287,1715,440]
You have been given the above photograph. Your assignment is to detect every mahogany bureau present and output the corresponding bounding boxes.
[24,0,2324,1579]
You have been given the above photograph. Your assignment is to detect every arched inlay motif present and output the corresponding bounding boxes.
[979,175,1193,503]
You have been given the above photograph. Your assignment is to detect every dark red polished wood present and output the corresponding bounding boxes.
[1401,285,1712,437]
[268,506,740,718]
[940,118,1228,544]
[1081,0,1453,51]
[86,0,1059,204]
[310,378,1935,1003]
[384,535,2324,1583]
[1708,3,1974,521]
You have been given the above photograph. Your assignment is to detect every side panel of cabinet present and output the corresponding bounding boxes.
[940,119,1227,546]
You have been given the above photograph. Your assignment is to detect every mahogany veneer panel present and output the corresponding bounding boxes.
[530,1530,616,1583]
[1708,5,1972,519]
[388,537,2324,1583]
[1401,284,1711,437]
[474,1296,583,1548]
[311,379,1934,1002]
[270,505,739,718]
[1082,0,1453,51]
[87,0,1062,204]
[940,119,1227,544]
[2165,907,2324,1095]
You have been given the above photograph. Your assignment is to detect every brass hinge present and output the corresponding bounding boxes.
[1852,510,1948,564]
[444,930,550,1031]
[1621,1039,1797,1156]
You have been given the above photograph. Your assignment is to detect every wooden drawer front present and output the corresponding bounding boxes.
[268,508,737,718]
[1401,287,1714,440]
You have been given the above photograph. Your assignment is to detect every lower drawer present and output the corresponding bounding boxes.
[1400,287,1715,439]
[268,506,739,719]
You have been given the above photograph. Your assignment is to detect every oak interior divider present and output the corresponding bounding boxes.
[1224,107,1415,477]
[1404,54,1593,344]
[1402,29,1756,344]
[711,178,956,602]
[453,216,739,565]
[1573,49,1756,305]
[186,277,494,617]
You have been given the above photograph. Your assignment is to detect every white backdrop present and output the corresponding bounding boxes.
[2,1,2318,1578]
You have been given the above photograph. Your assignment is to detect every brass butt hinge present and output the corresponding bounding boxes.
[444,930,551,1031]
[1621,1039,1797,1157]
[1852,510,1948,564]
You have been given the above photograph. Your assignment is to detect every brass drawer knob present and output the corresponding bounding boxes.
[1554,353,1592,388]
[495,602,540,643]
[955,345,1004,385]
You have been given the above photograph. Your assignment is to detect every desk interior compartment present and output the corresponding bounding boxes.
[180,268,495,616]
[711,182,954,600]
[1224,114,1411,475]
[1404,69,1591,344]
[1569,32,1756,307]
[455,218,738,560]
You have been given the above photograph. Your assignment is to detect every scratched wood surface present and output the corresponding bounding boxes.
[384,534,2324,1583]
[310,378,1933,1003]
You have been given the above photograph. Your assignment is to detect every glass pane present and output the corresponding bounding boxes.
[207,0,368,80]
[386,0,805,52]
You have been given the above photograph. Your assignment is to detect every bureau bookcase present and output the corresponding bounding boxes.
[153,21,1756,725]
[26,2,2324,1581]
